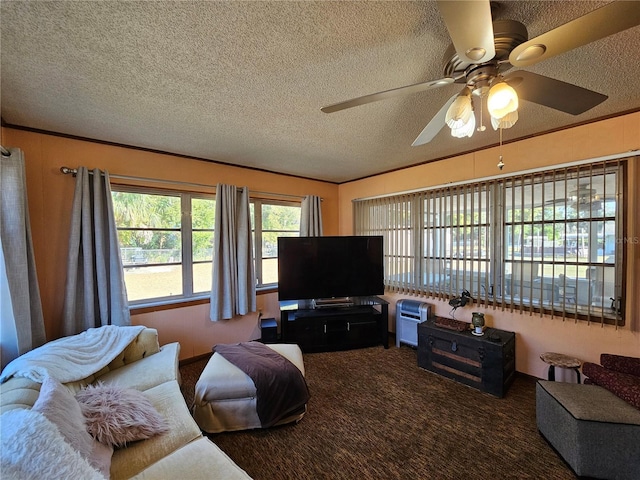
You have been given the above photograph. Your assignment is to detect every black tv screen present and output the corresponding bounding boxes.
[277,235,384,301]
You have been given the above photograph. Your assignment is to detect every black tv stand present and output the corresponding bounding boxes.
[279,296,389,353]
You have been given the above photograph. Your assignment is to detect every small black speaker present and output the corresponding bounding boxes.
[260,318,278,343]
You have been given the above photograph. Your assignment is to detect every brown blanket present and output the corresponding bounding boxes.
[213,342,310,428]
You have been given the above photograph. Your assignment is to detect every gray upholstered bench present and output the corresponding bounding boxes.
[536,380,640,479]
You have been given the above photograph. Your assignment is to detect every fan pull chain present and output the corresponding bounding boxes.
[477,92,486,132]
[497,127,505,170]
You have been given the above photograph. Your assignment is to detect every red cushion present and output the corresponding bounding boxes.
[600,354,640,378]
[583,362,640,410]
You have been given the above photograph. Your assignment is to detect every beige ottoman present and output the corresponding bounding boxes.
[192,343,307,433]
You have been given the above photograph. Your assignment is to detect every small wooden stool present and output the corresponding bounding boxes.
[540,352,582,383]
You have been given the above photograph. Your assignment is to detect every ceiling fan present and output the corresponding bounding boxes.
[545,180,615,211]
[320,1,640,146]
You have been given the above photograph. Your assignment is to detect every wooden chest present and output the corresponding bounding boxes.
[417,319,516,398]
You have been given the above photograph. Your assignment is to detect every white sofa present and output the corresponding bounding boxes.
[0,327,251,479]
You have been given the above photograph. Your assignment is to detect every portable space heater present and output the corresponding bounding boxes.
[395,299,430,347]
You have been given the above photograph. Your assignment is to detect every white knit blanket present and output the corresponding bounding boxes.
[0,325,145,384]
[1,409,105,480]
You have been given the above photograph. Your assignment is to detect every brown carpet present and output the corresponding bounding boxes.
[180,345,574,480]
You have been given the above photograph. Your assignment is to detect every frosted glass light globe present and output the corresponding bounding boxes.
[487,81,518,119]
[451,112,476,138]
[491,110,518,130]
[445,89,473,129]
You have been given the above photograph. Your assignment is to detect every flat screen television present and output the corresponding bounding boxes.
[277,235,384,301]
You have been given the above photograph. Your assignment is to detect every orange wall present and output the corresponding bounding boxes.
[4,113,639,374]
[1,128,339,359]
[338,111,640,379]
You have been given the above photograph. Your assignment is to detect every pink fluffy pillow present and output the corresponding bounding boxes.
[76,383,169,447]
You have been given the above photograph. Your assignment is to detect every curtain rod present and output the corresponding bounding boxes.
[59,166,308,200]
[0,145,10,157]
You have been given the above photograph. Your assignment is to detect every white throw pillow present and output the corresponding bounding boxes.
[32,376,95,459]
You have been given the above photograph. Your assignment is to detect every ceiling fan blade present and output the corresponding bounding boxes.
[411,94,458,147]
[509,1,640,67]
[321,77,454,114]
[505,71,607,115]
[437,0,495,64]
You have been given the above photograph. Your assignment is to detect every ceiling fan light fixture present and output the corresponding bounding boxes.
[445,88,473,129]
[491,110,518,130]
[451,111,476,138]
[487,80,519,119]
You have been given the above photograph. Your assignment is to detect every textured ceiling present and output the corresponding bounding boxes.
[2,1,639,183]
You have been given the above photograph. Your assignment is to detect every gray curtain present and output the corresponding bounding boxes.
[300,195,323,236]
[0,148,46,368]
[210,184,256,321]
[62,167,130,336]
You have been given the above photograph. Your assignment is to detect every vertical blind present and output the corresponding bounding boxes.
[353,159,626,326]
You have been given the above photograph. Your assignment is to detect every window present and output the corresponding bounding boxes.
[501,164,623,321]
[251,200,301,287]
[354,159,627,325]
[112,187,300,304]
[191,197,216,293]
[112,187,215,303]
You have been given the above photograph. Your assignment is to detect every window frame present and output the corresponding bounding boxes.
[499,165,623,321]
[112,186,301,306]
[251,198,301,290]
[354,159,627,326]
[112,185,216,306]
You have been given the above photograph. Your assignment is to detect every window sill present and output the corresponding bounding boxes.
[130,296,210,315]
[257,285,278,295]
[130,288,279,314]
